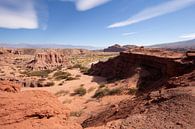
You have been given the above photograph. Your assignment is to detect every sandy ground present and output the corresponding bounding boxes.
[22,69,130,123]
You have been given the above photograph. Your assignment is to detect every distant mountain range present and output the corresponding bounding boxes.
[150,39,195,50]
[1,39,195,50]
[0,43,99,50]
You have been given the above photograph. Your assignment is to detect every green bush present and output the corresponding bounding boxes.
[73,87,87,96]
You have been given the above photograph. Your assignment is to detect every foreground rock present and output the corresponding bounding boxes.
[0,80,21,92]
[0,81,82,129]
[82,86,195,129]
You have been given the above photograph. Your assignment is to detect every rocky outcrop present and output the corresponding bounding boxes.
[89,48,194,92]
[103,44,137,52]
[0,82,82,129]
[27,50,71,70]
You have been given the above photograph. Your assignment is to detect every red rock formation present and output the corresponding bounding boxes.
[89,49,194,92]
[28,50,71,70]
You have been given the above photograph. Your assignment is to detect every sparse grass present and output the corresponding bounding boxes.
[22,70,53,77]
[44,81,55,87]
[93,87,122,98]
[108,88,122,95]
[53,71,71,77]
[73,86,87,96]
[53,71,72,80]
[70,111,83,117]
[92,87,110,98]
[128,88,137,95]
[55,90,69,97]
[71,64,89,74]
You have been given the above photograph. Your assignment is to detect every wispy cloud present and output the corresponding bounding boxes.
[108,0,195,28]
[179,33,195,39]
[122,32,137,36]
[0,0,38,29]
[61,0,111,11]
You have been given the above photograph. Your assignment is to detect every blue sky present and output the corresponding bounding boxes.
[0,0,195,47]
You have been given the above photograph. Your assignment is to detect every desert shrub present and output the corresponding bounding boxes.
[55,90,69,97]
[128,88,137,95]
[72,64,89,74]
[92,87,110,98]
[44,81,55,87]
[66,76,78,81]
[70,111,83,117]
[53,71,72,80]
[53,71,70,77]
[108,88,122,95]
[73,87,87,96]
[93,87,121,98]
[23,70,53,77]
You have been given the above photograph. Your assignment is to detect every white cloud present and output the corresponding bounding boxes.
[61,0,111,11]
[122,32,136,36]
[179,33,195,39]
[108,0,195,28]
[0,0,38,29]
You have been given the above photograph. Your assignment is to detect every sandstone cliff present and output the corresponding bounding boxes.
[89,48,194,92]
[27,50,71,70]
